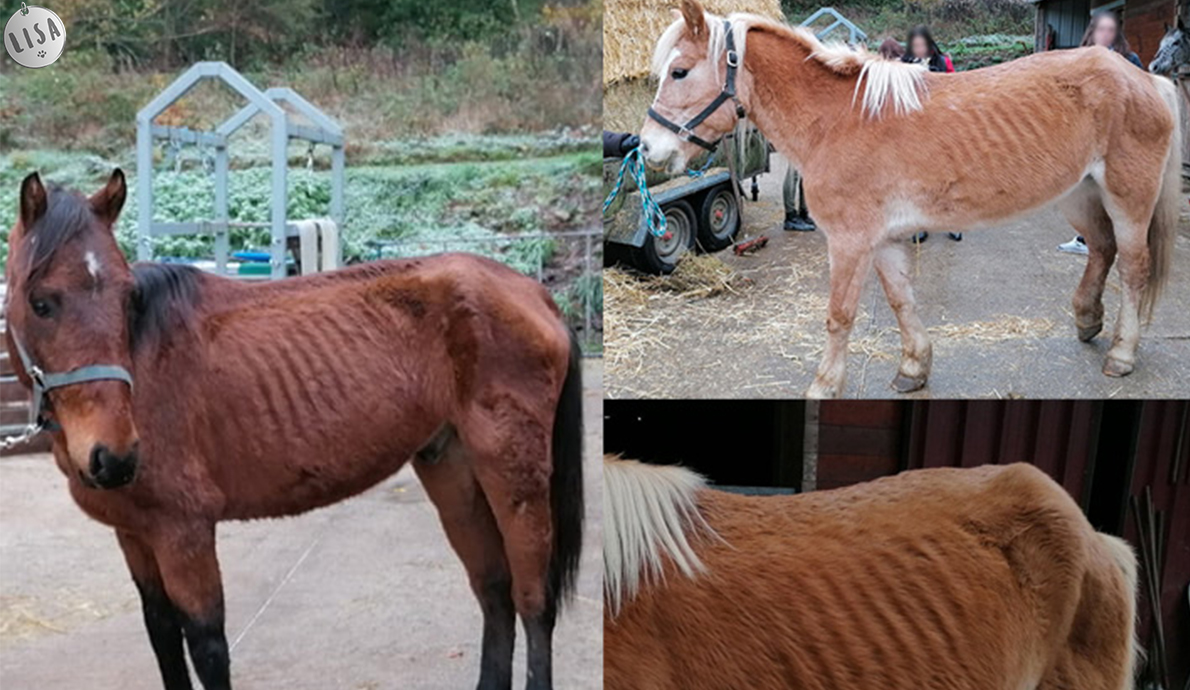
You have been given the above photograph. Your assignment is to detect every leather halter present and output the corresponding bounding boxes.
[647,20,747,152]
[7,326,133,431]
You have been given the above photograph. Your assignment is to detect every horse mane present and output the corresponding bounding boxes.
[652,11,928,119]
[603,455,716,616]
[130,263,204,351]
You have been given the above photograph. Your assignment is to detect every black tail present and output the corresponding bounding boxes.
[548,330,585,609]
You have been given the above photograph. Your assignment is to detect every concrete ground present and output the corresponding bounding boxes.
[605,156,1190,399]
[0,361,603,690]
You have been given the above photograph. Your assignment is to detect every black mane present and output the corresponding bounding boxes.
[130,263,204,351]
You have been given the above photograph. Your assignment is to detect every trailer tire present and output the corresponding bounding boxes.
[631,200,695,274]
[697,184,740,251]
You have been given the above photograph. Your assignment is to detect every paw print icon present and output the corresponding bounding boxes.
[37,50,46,58]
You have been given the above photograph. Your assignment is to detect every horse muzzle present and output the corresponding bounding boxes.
[85,442,139,489]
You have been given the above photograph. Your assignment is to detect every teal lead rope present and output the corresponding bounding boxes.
[603,147,668,238]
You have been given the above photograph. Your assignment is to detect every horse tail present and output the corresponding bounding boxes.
[1144,74,1181,322]
[548,329,584,609]
[603,456,714,616]
[1098,532,1141,689]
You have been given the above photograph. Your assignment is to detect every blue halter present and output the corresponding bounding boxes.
[7,327,133,431]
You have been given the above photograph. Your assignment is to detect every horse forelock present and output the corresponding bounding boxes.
[130,263,204,351]
[603,455,716,617]
[14,185,96,284]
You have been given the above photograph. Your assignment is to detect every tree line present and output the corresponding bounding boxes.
[55,0,583,69]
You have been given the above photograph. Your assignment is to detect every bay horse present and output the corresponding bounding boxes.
[4,170,584,690]
[641,0,1182,398]
[603,456,1140,690]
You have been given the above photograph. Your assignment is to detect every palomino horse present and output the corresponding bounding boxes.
[641,0,1182,398]
[603,457,1139,690]
[4,170,584,690]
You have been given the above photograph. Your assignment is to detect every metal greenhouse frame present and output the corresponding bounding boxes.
[135,61,345,279]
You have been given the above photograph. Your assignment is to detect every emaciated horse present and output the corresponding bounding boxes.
[603,456,1139,690]
[642,0,1182,398]
[4,170,584,690]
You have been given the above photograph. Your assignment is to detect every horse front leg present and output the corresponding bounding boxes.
[807,236,875,398]
[117,530,194,690]
[1104,228,1149,377]
[873,242,932,392]
[152,522,232,690]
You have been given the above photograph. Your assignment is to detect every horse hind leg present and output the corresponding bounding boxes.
[462,401,561,690]
[1042,534,1137,690]
[1099,182,1159,377]
[413,426,516,690]
[873,241,932,392]
[1058,179,1116,343]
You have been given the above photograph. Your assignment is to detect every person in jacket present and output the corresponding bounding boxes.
[902,26,961,243]
[1058,11,1144,255]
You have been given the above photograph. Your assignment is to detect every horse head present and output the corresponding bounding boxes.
[1150,17,1190,75]
[5,170,140,489]
[640,0,746,173]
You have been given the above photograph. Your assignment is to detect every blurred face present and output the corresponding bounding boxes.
[911,36,930,59]
[1093,16,1119,48]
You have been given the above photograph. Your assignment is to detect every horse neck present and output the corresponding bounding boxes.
[740,29,857,165]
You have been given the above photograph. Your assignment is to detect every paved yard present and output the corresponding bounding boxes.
[0,361,603,690]
[605,156,1190,399]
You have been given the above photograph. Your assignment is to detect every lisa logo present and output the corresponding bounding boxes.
[5,3,65,68]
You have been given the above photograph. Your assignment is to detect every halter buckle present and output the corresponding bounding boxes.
[726,50,740,68]
[28,365,45,388]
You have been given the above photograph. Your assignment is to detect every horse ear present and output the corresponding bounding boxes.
[90,168,127,226]
[19,172,48,231]
[681,0,707,37]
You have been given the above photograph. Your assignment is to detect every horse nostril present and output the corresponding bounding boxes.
[89,445,109,478]
[88,444,138,489]
[641,140,651,155]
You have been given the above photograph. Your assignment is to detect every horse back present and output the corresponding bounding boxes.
[607,464,1109,690]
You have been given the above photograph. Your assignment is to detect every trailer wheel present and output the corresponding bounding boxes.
[697,184,740,251]
[631,200,695,274]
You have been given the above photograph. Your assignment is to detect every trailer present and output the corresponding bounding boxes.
[603,129,769,274]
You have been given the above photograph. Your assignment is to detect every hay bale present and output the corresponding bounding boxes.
[604,0,784,85]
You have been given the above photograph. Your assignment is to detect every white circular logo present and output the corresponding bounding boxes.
[5,3,65,68]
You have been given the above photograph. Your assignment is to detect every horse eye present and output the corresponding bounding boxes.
[671,68,689,80]
[29,297,53,319]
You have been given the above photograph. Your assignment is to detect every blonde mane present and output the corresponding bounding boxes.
[652,11,927,119]
[603,456,716,616]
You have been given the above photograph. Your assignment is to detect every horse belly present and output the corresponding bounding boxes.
[199,348,448,519]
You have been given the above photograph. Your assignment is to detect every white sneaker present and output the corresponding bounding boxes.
[1057,236,1089,255]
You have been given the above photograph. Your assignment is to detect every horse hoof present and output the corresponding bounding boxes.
[1103,357,1134,377]
[806,382,840,399]
[1077,323,1103,342]
[891,373,927,393]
